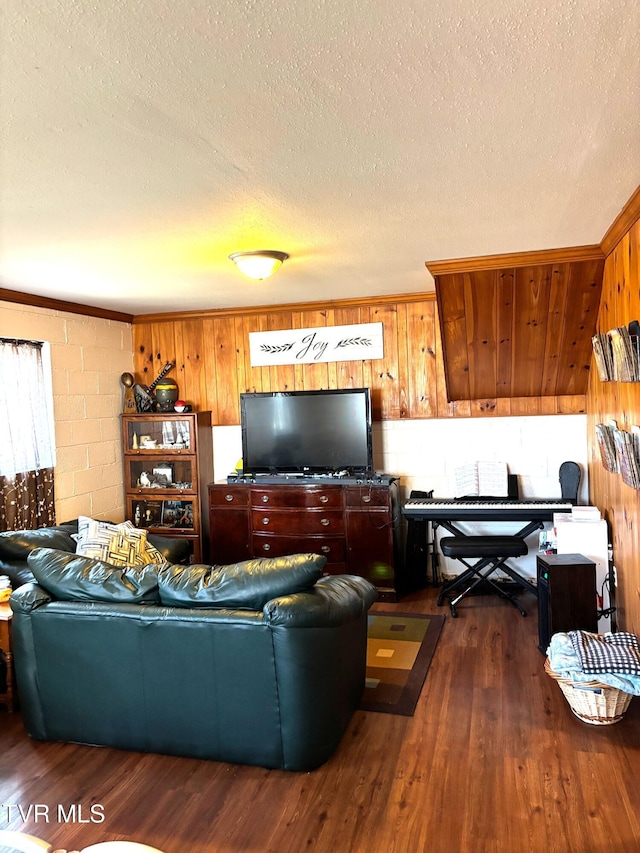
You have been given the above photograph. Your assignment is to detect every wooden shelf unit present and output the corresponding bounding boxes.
[121,412,213,562]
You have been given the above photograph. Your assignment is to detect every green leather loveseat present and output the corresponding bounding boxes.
[10,547,377,771]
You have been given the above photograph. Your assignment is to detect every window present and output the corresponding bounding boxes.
[0,338,56,530]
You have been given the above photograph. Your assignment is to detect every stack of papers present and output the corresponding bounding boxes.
[592,332,614,381]
[595,422,618,472]
[613,429,640,489]
[571,506,602,521]
[610,326,640,382]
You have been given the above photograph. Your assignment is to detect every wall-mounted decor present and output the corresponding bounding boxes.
[249,322,384,367]
[594,419,640,489]
[592,322,640,382]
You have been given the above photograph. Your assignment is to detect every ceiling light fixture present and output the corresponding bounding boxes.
[228,250,289,280]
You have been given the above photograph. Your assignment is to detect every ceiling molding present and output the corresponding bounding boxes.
[425,245,605,277]
[600,183,640,256]
[132,290,437,324]
[0,287,134,324]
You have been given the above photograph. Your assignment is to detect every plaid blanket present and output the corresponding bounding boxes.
[569,630,640,675]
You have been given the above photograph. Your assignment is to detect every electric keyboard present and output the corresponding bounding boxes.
[402,498,573,522]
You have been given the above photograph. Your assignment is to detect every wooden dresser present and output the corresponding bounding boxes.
[208,481,400,600]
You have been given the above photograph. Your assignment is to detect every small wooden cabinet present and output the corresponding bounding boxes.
[209,482,400,600]
[122,412,213,562]
[0,602,15,712]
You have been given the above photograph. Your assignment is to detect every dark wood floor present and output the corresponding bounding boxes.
[1,587,639,853]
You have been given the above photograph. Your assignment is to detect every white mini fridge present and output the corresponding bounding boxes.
[554,516,611,631]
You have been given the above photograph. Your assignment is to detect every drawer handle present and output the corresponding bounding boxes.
[362,495,372,503]
[224,494,234,502]
[321,545,331,553]
[262,543,271,552]
[262,517,270,525]
[319,495,329,503]
[261,495,269,503]
[320,518,330,526]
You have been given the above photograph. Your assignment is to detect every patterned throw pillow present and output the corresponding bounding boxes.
[75,519,149,567]
[74,516,167,566]
[143,540,167,565]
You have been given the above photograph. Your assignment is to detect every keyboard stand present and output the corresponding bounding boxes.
[433,516,541,615]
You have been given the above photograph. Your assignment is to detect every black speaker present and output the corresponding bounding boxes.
[537,553,598,654]
[404,489,433,589]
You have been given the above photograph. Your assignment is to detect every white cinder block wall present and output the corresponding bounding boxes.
[1,301,132,523]
[212,414,589,581]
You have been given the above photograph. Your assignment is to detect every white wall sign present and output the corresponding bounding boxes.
[249,322,384,366]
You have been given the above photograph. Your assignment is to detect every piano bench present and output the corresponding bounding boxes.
[440,536,527,560]
[438,535,530,618]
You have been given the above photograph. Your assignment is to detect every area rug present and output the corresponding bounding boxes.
[359,611,445,716]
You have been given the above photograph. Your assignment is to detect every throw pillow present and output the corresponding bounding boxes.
[75,519,150,567]
[157,553,326,610]
[27,547,160,603]
[74,516,166,567]
[143,540,167,565]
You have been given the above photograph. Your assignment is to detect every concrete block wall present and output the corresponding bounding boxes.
[1,301,133,523]
[375,414,589,580]
[374,414,589,504]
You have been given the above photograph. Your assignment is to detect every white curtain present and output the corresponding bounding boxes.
[0,339,56,477]
[0,339,56,530]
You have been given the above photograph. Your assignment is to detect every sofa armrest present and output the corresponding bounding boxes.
[0,527,76,560]
[263,574,377,627]
[10,582,53,613]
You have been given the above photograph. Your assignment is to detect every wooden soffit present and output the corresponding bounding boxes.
[427,246,605,402]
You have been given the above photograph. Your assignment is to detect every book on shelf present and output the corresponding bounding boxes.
[454,461,508,498]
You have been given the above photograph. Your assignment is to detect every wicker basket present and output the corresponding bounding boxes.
[545,658,633,725]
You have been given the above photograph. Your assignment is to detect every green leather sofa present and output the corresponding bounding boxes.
[10,547,377,771]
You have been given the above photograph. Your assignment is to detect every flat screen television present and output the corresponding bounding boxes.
[240,388,373,476]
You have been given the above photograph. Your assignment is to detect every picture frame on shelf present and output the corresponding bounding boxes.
[153,462,175,486]
[135,500,162,527]
[162,500,194,528]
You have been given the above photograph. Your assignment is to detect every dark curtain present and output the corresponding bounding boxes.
[0,467,56,531]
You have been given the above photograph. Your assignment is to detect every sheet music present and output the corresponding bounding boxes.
[454,463,479,497]
[454,461,508,497]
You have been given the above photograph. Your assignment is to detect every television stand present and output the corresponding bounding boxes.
[209,478,401,600]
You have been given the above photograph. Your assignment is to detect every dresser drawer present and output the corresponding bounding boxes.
[251,509,345,534]
[345,486,391,509]
[209,486,250,507]
[252,534,347,563]
[250,486,343,509]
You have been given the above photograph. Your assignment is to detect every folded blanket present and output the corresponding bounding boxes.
[547,632,640,696]
[569,630,640,676]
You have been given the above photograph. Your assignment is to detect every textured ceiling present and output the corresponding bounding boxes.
[1,0,639,315]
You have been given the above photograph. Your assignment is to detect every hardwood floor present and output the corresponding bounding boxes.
[1,587,639,853]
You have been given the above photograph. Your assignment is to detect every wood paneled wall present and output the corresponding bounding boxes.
[132,295,585,425]
[587,217,640,635]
